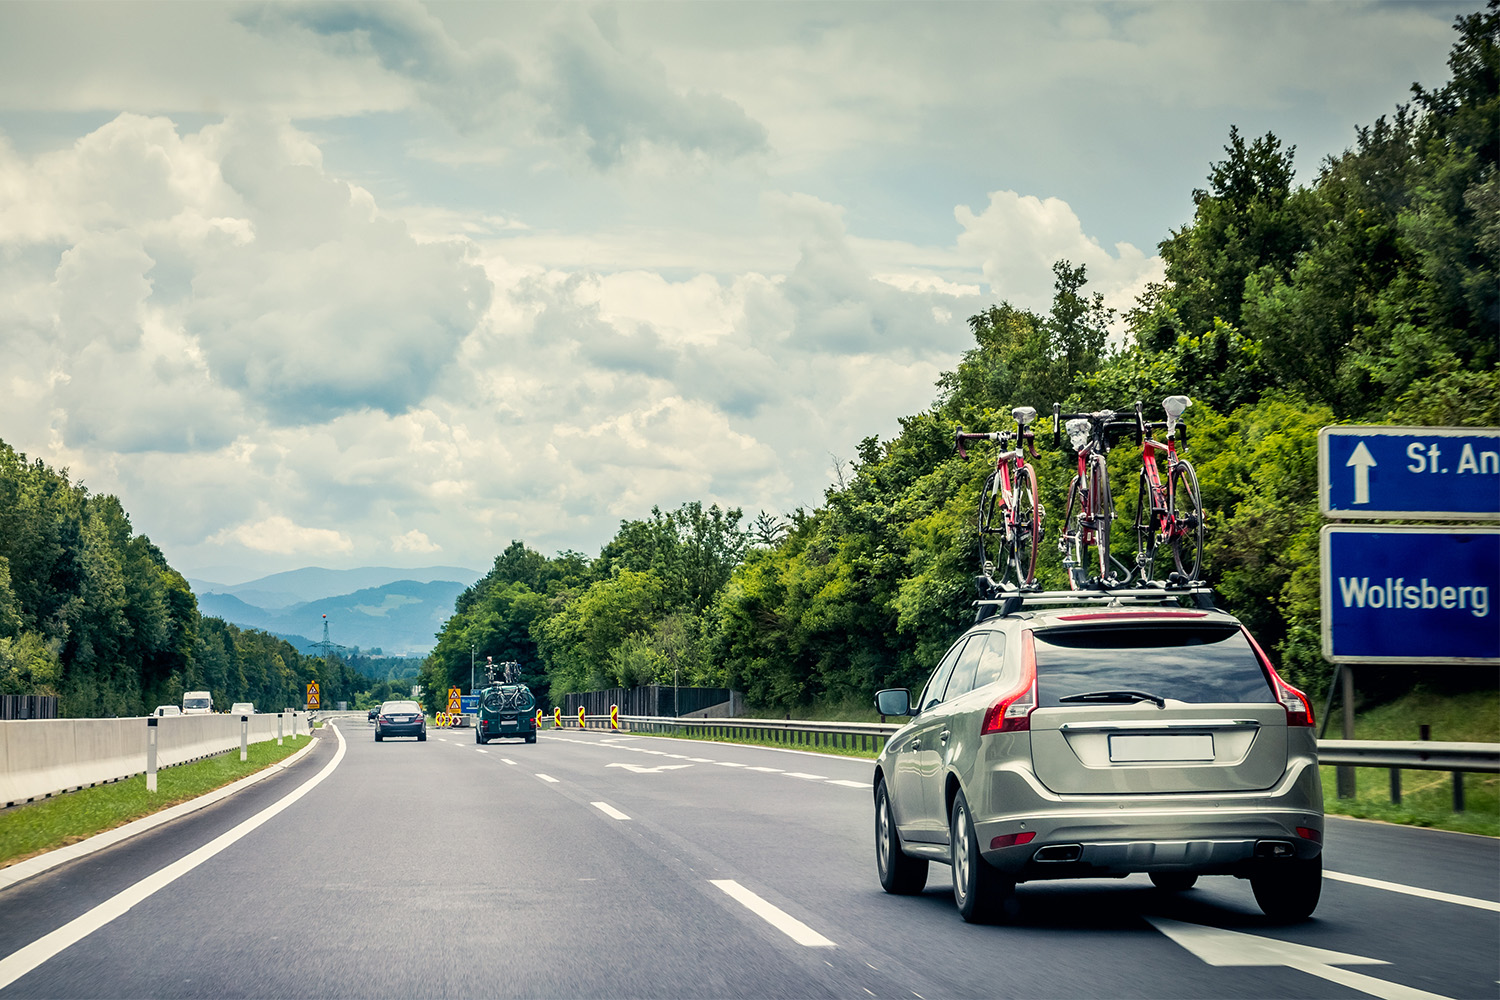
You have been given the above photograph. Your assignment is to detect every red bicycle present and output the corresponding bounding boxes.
[1053,404,1137,589]
[1129,396,1204,582]
[955,406,1043,591]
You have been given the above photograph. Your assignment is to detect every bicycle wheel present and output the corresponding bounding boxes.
[1001,464,1040,588]
[1169,459,1204,581]
[1132,473,1156,583]
[976,470,1006,585]
[1060,476,1087,590]
[1088,456,1112,585]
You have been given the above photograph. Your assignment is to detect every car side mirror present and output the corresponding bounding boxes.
[874,688,912,717]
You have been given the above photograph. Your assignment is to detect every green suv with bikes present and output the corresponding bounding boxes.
[876,397,1322,924]
[475,662,538,744]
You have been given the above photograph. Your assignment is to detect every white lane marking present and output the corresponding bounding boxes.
[0,724,348,992]
[715,761,747,768]
[784,772,828,781]
[687,757,714,763]
[826,779,867,788]
[501,758,517,765]
[592,802,630,821]
[1149,918,1451,1000]
[0,736,321,894]
[605,763,693,774]
[536,773,559,783]
[1325,871,1500,913]
[744,766,784,773]
[710,880,835,948]
[476,749,488,754]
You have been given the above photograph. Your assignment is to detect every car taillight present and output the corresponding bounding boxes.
[990,831,1036,850]
[982,631,1037,734]
[1241,626,1315,728]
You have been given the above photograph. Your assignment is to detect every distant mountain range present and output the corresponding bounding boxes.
[190,566,486,657]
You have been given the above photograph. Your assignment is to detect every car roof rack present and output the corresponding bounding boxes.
[973,579,1217,620]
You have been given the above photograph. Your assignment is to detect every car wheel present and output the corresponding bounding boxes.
[375,731,382,742]
[1251,856,1321,921]
[418,731,427,742]
[875,780,927,895]
[1149,872,1198,892]
[525,734,536,744]
[950,790,1013,923]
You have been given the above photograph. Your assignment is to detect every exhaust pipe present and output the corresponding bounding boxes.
[1033,844,1083,863]
[1255,840,1296,858]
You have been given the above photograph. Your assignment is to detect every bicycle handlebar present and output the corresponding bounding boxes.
[954,429,1039,461]
[1051,403,1136,451]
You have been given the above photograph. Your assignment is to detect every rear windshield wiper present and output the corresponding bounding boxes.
[1057,690,1167,708]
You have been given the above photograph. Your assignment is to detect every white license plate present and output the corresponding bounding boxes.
[1109,734,1214,762]
[501,720,516,726]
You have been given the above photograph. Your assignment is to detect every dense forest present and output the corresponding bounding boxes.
[3,9,1493,720]
[424,7,1498,716]
[0,440,408,716]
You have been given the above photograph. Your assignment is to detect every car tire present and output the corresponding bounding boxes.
[525,734,536,744]
[1149,872,1198,891]
[875,780,927,895]
[375,731,382,742]
[1251,856,1322,921]
[950,790,1013,923]
[418,731,427,742]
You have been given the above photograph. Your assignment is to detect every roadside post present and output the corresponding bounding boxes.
[554,707,561,729]
[146,716,158,793]
[240,715,249,762]
[1318,426,1500,802]
[277,713,284,746]
[578,705,586,730]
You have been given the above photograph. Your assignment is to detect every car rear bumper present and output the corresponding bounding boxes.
[975,756,1323,877]
[378,724,425,737]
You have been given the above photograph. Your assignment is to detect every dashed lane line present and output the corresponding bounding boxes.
[710,879,835,948]
[592,802,631,821]
[536,773,559,783]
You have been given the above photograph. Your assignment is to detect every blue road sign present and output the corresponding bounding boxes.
[1319,426,1500,520]
[1321,526,1500,664]
[460,695,480,714]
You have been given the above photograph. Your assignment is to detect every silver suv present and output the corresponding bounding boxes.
[873,591,1323,923]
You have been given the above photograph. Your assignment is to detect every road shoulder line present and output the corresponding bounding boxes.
[0,734,323,893]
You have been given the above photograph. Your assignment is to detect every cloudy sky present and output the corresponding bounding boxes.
[0,1,1471,584]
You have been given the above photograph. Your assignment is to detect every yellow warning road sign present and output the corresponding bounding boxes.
[447,687,462,714]
[306,681,320,710]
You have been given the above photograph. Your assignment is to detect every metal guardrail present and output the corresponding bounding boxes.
[567,715,1497,810]
[1317,739,1500,773]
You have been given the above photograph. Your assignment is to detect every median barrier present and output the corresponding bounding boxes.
[1,712,309,808]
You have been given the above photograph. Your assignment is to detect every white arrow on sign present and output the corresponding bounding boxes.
[1148,917,1452,1000]
[605,763,694,774]
[1346,440,1377,504]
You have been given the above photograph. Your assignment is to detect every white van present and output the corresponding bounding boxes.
[182,691,212,715]
[230,702,255,716]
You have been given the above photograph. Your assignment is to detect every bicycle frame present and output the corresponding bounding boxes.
[1053,404,1136,588]
[1129,396,1202,583]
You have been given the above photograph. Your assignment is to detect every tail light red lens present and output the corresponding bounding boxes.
[1241,626,1315,728]
[990,831,1036,850]
[1296,827,1322,843]
[982,631,1038,734]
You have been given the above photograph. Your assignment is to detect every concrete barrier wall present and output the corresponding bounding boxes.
[0,713,309,807]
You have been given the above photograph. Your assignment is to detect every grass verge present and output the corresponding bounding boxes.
[1321,687,1498,837]
[0,734,314,868]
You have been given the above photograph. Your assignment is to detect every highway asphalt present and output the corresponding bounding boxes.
[0,715,1495,998]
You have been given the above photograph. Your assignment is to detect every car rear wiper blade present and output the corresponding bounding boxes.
[1057,689,1167,708]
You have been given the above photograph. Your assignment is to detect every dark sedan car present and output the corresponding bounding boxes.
[375,700,427,742]
[367,706,379,722]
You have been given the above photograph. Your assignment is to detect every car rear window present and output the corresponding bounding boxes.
[1032,624,1275,706]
